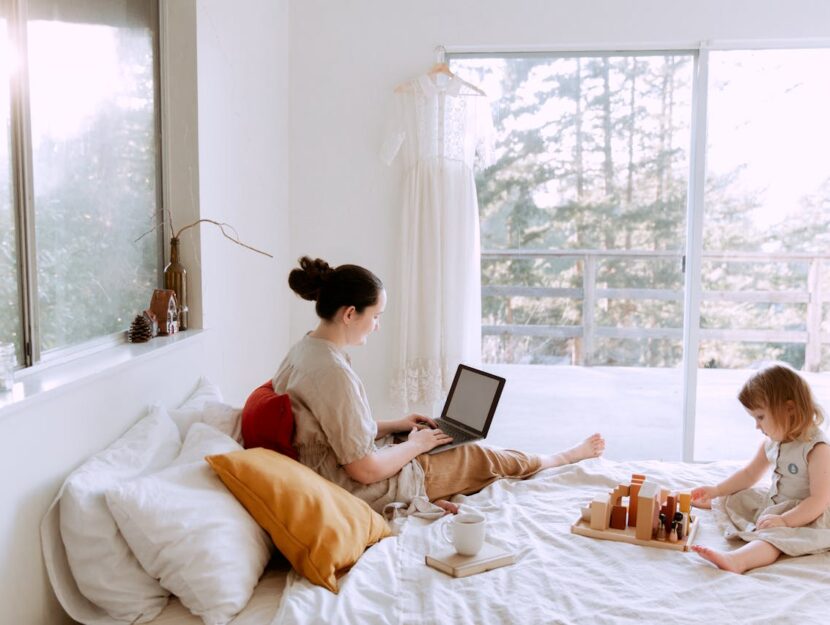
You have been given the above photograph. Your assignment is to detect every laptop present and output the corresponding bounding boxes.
[426,364,506,455]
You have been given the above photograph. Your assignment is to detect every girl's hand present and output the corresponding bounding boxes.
[407,426,453,453]
[399,413,438,432]
[756,514,787,530]
[690,485,719,509]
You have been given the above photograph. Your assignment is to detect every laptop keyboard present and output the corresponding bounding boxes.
[436,420,477,443]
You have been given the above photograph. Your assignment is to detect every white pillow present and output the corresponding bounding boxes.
[59,404,181,623]
[178,376,224,411]
[169,401,242,443]
[106,423,272,625]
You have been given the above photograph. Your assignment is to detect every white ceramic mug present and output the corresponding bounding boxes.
[441,512,486,556]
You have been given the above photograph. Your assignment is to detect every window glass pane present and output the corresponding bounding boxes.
[0,13,22,365]
[27,0,159,354]
[454,54,694,460]
[695,49,830,460]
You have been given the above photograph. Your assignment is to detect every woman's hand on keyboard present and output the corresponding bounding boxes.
[408,425,453,453]
[399,413,439,431]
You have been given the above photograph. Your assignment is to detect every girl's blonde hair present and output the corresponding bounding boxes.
[738,364,825,441]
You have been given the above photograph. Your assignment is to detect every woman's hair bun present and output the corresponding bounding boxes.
[288,256,334,301]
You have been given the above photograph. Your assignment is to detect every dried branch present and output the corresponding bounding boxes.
[134,207,176,244]
[175,219,273,258]
[135,214,273,258]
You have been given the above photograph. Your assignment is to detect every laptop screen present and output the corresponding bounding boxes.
[442,365,505,435]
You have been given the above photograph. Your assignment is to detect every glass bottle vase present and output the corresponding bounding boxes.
[164,237,188,330]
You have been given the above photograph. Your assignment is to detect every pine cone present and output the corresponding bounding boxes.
[128,314,153,343]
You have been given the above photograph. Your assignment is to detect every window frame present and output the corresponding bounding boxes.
[5,0,165,369]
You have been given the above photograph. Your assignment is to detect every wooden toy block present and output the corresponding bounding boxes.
[610,505,627,530]
[666,495,676,518]
[628,482,642,527]
[572,508,701,552]
[590,493,613,531]
[678,492,691,513]
[631,474,646,484]
[572,479,701,552]
[660,488,669,504]
[635,482,661,541]
[612,485,629,506]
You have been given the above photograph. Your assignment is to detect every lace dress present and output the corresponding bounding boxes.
[713,428,830,556]
[382,73,494,410]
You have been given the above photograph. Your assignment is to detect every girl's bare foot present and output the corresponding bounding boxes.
[692,540,779,574]
[540,433,605,468]
[691,545,743,573]
[434,499,459,515]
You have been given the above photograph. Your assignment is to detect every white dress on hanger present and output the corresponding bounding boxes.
[382,73,494,410]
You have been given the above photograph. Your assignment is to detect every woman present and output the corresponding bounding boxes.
[273,256,605,514]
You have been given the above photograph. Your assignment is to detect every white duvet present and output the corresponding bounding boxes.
[274,458,830,625]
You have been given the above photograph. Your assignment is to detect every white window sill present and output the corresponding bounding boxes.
[0,330,205,419]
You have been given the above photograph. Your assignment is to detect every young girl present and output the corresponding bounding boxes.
[273,256,605,514]
[691,364,830,573]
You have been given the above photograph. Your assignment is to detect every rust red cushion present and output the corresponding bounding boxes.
[241,381,298,460]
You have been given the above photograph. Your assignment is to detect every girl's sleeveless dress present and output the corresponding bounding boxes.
[713,428,830,556]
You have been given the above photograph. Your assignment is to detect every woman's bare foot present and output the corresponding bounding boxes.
[540,433,605,469]
[691,545,743,573]
[434,499,459,515]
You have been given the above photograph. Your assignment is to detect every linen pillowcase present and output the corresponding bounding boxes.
[169,400,243,443]
[59,405,181,623]
[240,381,298,459]
[106,423,272,625]
[205,448,390,593]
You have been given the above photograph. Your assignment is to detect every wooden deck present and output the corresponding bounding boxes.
[484,364,830,462]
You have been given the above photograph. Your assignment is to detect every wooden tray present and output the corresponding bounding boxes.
[570,514,700,552]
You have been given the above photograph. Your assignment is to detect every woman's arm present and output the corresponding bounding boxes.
[344,427,452,484]
[692,441,770,507]
[375,414,438,439]
[760,442,830,529]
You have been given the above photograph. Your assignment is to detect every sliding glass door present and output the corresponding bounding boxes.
[694,48,830,460]
[453,46,830,462]
[453,53,694,460]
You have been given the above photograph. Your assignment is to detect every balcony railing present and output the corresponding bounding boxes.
[481,249,830,370]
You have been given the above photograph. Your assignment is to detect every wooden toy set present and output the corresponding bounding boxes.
[570,473,699,551]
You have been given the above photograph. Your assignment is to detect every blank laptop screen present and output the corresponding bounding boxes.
[445,368,503,431]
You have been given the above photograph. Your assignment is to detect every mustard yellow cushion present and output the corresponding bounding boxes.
[206,448,390,592]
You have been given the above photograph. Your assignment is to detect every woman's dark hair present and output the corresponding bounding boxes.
[288,256,383,320]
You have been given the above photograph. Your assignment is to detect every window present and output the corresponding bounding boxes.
[452,47,830,461]
[1,0,162,369]
[454,53,693,367]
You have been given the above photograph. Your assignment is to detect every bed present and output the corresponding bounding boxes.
[266,457,830,625]
[43,383,830,624]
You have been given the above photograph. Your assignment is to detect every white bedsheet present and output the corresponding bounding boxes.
[273,458,830,624]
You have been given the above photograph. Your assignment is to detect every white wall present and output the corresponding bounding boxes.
[0,1,291,623]
[288,0,830,420]
[196,0,292,404]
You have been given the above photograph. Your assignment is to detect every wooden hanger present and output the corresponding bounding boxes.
[394,45,486,95]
